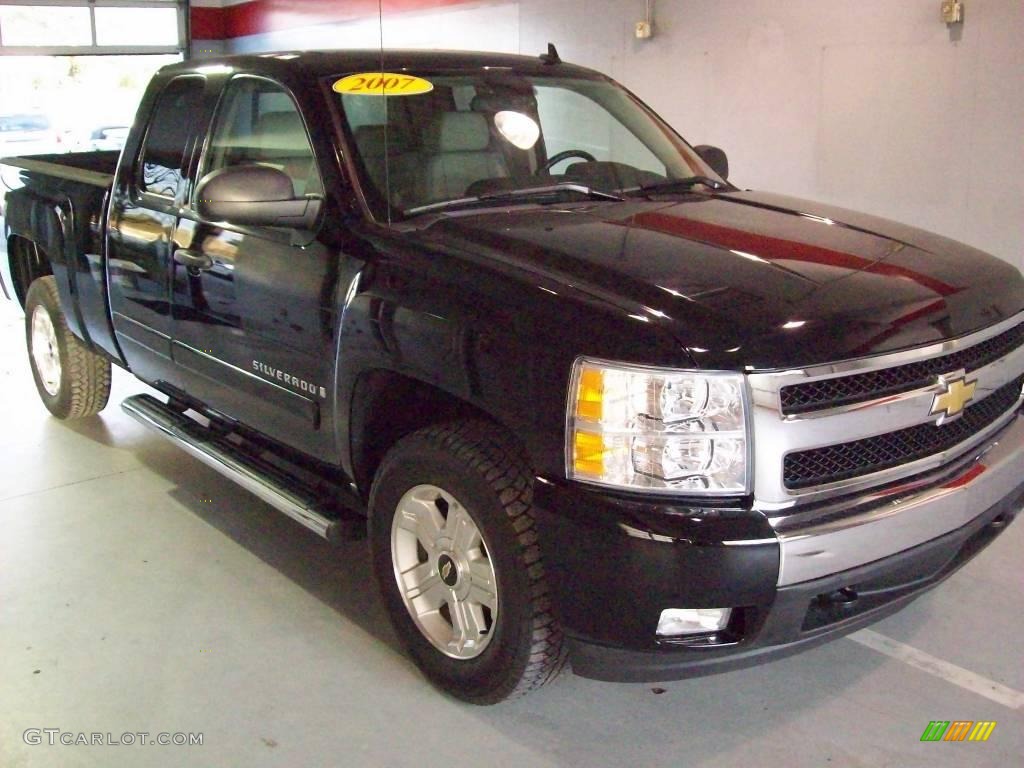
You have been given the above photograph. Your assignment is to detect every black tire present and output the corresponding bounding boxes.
[24,275,112,420]
[369,420,566,704]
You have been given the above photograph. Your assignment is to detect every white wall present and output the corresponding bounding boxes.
[229,0,1024,268]
[229,4,520,56]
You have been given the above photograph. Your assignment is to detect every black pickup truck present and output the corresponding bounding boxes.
[3,50,1023,704]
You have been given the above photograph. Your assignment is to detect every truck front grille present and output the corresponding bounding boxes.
[783,375,1024,489]
[748,313,1024,505]
[780,321,1024,415]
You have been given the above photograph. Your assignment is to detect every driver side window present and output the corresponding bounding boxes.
[535,86,665,176]
[204,77,321,198]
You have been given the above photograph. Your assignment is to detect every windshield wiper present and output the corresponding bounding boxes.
[632,175,727,195]
[480,183,624,203]
[403,182,623,217]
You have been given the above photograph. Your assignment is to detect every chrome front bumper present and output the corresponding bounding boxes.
[772,412,1024,586]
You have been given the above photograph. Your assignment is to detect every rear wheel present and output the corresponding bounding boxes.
[25,276,111,419]
[369,420,566,703]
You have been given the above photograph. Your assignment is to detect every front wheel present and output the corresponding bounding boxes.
[369,421,566,704]
[25,275,111,419]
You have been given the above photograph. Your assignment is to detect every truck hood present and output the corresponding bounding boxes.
[417,190,1024,369]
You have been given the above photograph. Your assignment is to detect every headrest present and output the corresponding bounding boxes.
[470,93,537,114]
[353,125,411,156]
[257,111,308,152]
[425,112,490,153]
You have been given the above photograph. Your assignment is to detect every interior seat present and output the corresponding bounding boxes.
[422,112,509,202]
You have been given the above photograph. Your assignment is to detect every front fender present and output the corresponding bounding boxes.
[335,233,689,483]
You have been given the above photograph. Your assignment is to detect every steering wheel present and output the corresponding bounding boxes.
[539,149,597,174]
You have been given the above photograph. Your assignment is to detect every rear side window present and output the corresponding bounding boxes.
[203,77,320,197]
[139,77,205,198]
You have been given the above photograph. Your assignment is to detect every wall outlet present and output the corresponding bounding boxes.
[635,21,652,39]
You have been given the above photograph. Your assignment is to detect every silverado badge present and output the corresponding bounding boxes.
[930,372,977,424]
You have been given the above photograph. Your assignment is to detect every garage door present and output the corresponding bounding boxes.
[0,1,186,156]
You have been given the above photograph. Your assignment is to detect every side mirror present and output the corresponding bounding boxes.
[694,145,729,182]
[195,165,321,228]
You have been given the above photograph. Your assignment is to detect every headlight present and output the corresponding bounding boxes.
[567,358,750,495]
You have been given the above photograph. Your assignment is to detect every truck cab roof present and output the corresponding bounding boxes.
[163,49,604,80]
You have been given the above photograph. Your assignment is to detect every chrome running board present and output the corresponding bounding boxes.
[122,394,364,541]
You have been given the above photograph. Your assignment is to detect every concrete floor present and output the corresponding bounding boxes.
[0,296,1021,768]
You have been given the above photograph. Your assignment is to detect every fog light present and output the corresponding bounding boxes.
[656,608,731,637]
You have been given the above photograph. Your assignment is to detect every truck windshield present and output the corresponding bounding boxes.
[330,71,722,221]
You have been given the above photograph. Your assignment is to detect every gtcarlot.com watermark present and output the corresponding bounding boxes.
[24,729,203,747]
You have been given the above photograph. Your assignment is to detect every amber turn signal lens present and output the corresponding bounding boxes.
[573,430,606,476]
[575,367,604,421]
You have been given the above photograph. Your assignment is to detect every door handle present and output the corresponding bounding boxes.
[173,249,213,271]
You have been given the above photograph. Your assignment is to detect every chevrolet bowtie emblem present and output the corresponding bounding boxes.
[930,372,977,423]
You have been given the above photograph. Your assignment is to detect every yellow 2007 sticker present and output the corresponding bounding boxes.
[332,72,434,96]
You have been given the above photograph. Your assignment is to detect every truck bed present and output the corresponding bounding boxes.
[1,149,122,365]
[0,150,120,189]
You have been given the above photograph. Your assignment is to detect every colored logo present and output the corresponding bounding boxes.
[920,720,996,742]
[930,372,977,423]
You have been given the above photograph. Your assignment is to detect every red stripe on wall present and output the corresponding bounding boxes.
[222,0,475,39]
[190,6,227,40]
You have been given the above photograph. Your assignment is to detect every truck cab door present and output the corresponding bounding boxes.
[170,75,339,458]
[107,75,210,388]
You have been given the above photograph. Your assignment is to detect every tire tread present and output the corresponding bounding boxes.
[412,420,568,701]
[25,276,111,419]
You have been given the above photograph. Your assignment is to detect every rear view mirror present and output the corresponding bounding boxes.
[694,145,729,182]
[195,165,321,228]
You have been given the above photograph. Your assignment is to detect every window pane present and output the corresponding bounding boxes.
[141,78,204,198]
[0,6,92,47]
[536,86,665,175]
[206,78,319,196]
[94,7,179,47]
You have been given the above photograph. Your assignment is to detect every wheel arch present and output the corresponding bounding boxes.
[6,234,53,308]
[347,368,530,500]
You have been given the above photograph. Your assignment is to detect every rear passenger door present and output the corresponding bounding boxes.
[108,75,209,387]
[170,75,337,455]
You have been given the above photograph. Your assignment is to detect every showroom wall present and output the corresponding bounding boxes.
[190,0,1024,269]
